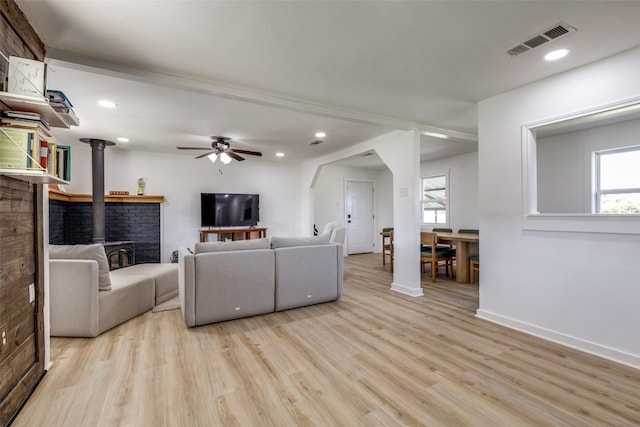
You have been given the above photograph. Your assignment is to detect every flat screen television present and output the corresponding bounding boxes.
[201,193,260,227]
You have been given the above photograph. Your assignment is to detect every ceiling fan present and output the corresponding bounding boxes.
[177,136,262,164]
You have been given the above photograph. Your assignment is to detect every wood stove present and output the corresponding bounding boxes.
[103,241,135,270]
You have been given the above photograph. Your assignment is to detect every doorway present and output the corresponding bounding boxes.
[345,180,374,254]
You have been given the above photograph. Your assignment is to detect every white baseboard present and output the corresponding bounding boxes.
[391,282,424,297]
[476,309,640,370]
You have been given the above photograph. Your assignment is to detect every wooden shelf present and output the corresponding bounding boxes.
[0,92,79,128]
[200,227,267,242]
[0,168,69,184]
[48,188,164,203]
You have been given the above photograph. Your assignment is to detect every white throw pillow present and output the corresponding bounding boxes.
[50,244,112,291]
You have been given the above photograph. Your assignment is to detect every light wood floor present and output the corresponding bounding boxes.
[13,254,640,426]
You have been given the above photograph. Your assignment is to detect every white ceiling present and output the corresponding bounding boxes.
[14,1,640,167]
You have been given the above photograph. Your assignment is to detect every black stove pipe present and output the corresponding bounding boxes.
[80,138,115,244]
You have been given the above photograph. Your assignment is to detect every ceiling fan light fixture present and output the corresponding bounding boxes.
[220,152,232,164]
[208,152,218,163]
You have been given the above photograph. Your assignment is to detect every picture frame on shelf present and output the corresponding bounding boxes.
[7,56,46,97]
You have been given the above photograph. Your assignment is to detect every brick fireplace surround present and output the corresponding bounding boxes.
[48,190,164,264]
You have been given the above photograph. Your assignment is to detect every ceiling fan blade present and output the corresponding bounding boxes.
[195,150,216,159]
[177,146,210,150]
[227,152,245,161]
[231,149,262,157]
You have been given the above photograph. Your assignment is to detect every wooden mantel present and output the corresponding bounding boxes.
[48,188,164,203]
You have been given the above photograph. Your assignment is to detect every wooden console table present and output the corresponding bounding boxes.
[200,227,267,242]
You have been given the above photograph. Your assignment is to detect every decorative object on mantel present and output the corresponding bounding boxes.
[137,177,145,195]
[109,191,129,195]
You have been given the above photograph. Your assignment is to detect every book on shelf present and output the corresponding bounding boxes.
[1,110,51,130]
[0,117,54,137]
[47,142,57,175]
[39,137,49,170]
[55,145,71,181]
[46,90,73,108]
[0,128,36,169]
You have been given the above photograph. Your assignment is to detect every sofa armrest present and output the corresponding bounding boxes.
[49,259,100,337]
[336,243,344,297]
[178,247,196,327]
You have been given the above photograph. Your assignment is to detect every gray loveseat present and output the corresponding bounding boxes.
[49,244,179,337]
[178,235,343,328]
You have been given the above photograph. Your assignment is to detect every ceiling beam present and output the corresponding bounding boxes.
[46,49,477,143]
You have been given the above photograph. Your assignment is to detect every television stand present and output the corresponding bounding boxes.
[200,227,267,242]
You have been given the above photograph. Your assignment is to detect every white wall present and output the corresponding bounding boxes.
[477,46,640,368]
[313,165,393,251]
[375,167,393,234]
[537,118,640,213]
[64,146,302,259]
[302,130,423,296]
[420,151,479,231]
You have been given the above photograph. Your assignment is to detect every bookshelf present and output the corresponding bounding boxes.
[0,91,79,127]
[0,92,77,184]
[0,167,69,184]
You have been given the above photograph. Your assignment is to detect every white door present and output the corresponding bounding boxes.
[346,180,374,254]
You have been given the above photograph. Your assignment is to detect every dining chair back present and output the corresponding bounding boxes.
[420,231,453,282]
[382,228,394,273]
[470,255,480,283]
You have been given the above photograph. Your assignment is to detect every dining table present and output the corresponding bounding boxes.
[430,231,479,283]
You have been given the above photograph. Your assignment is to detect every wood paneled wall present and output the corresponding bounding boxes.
[0,1,46,425]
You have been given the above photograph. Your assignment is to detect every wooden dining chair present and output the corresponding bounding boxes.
[420,232,453,282]
[422,227,453,251]
[470,255,480,283]
[382,228,394,273]
[458,229,479,234]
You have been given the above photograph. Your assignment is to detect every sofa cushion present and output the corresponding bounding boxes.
[50,244,112,291]
[270,233,331,249]
[114,263,179,305]
[99,273,155,334]
[194,237,270,254]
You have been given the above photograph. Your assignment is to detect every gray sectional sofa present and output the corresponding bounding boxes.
[178,235,344,328]
[49,244,178,337]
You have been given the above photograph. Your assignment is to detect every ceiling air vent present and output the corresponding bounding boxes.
[506,21,576,57]
[309,140,323,146]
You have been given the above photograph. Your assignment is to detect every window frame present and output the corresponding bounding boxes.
[421,173,449,227]
[521,95,640,235]
[593,145,640,214]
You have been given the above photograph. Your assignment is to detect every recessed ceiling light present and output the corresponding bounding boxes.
[117,137,129,142]
[315,132,326,139]
[276,152,285,157]
[422,131,448,139]
[544,48,570,61]
[98,100,117,108]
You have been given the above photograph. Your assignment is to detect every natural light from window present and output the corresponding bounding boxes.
[422,174,447,224]
[595,146,640,213]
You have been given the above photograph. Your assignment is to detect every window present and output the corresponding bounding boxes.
[594,146,640,213]
[422,174,448,225]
